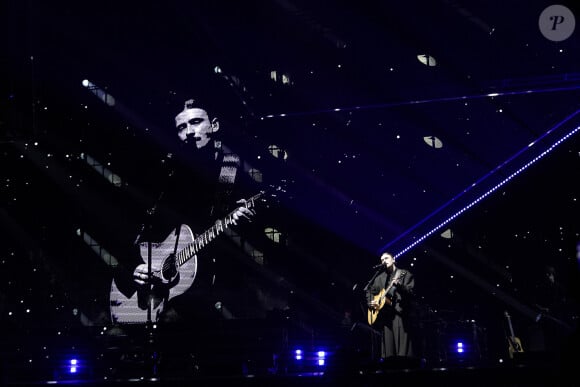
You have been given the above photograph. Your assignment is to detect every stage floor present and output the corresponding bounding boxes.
[2,352,574,387]
[2,320,578,387]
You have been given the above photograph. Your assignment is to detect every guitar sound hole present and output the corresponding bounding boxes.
[162,255,178,281]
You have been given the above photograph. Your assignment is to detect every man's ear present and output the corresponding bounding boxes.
[211,118,220,133]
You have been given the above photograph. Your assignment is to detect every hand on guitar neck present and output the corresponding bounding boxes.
[131,201,256,286]
[111,188,284,324]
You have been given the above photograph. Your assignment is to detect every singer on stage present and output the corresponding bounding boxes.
[110,96,259,326]
[366,252,416,359]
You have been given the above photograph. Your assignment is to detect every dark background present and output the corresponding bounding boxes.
[1,0,579,380]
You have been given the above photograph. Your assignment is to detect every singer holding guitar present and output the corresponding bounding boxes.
[366,252,416,359]
[110,96,260,326]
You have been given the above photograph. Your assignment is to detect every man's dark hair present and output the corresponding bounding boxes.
[179,98,215,117]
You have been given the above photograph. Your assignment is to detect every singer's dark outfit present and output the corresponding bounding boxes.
[365,267,415,358]
[107,142,268,375]
[112,144,259,325]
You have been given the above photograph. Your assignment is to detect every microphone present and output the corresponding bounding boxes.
[372,263,384,270]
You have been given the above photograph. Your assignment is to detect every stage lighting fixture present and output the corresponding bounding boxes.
[214,301,234,319]
[287,348,330,373]
[69,359,78,374]
[417,54,437,66]
[294,349,303,360]
[81,79,116,106]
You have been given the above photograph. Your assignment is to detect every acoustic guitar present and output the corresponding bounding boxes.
[367,270,406,325]
[110,191,267,323]
[504,310,524,358]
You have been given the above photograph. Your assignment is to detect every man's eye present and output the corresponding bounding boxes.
[177,125,186,131]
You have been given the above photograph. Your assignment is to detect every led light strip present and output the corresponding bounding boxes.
[391,122,580,259]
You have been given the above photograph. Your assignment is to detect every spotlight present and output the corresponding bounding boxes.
[294,349,303,360]
[417,54,437,66]
[287,348,330,372]
[81,79,116,106]
[69,359,78,374]
[214,301,234,319]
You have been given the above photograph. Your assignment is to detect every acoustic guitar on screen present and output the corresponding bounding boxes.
[504,310,524,358]
[110,190,270,324]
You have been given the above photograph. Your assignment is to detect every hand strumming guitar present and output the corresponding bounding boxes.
[368,298,380,311]
[132,201,256,286]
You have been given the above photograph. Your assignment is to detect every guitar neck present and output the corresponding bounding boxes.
[174,192,262,268]
[379,270,405,302]
[505,312,516,337]
[386,270,403,288]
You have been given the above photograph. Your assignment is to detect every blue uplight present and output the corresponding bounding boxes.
[295,349,303,360]
[69,359,78,374]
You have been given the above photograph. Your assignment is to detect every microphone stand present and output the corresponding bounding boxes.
[135,201,160,379]
[134,166,173,379]
[363,267,383,362]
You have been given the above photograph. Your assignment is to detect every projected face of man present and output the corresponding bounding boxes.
[175,106,219,149]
